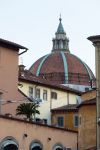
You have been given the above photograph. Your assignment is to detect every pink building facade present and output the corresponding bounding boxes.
[0,115,78,150]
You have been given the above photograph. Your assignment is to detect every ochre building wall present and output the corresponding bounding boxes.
[78,105,96,150]
[81,90,96,101]
[52,111,78,131]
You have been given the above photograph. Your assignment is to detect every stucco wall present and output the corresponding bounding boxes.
[78,105,96,150]
[52,111,78,131]
[0,47,19,101]
[18,82,77,124]
[81,90,96,101]
[0,116,78,150]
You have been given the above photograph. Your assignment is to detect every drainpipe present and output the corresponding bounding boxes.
[87,35,100,150]
[34,84,40,121]
[50,88,52,125]
[67,92,69,105]
[18,48,28,56]
[34,85,38,121]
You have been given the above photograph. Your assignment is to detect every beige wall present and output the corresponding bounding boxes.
[0,116,78,150]
[18,82,78,124]
[18,82,77,106]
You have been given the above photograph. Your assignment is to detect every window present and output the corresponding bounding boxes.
[43,90,47,100]
[29,87,33,99]
[51,91,57,99]
[85,87,89,91]
[36,118,42,123]
[57,116,64,127]
[43,119,47,124]
[36,88,40,99]
[79,116,82,125]
[74,115,79,127]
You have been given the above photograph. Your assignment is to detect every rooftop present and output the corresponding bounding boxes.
[52,104,78,112]
[19,70,82,95]
[0,38,28,55]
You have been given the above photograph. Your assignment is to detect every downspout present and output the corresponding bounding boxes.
[67,92,69,105]
[34,85,39,121]
[50,88,52,125]
[19,48,28,56]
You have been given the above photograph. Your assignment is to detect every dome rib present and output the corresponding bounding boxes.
[60,51,68,84]
[36,54,50,76]
[83,63,93,80]
[71,54,92,81]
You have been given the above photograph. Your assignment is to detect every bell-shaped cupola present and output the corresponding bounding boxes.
[52,17,69,52]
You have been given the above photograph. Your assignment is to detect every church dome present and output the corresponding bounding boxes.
[29,17,95,86]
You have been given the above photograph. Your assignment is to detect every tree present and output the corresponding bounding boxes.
[16,102,40,121]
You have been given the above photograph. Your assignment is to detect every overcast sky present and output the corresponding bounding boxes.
[0,0,100,74]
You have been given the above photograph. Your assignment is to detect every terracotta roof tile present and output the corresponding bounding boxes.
[52,104,78,112]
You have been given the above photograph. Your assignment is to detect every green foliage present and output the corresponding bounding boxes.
[16,102,40,121]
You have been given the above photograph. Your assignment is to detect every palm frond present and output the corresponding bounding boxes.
[16,102,40,120]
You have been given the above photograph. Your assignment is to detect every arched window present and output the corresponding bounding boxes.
[30,140,43,150]
[54,146,63,150]
[0,137,18,150]
[53,143,64,150]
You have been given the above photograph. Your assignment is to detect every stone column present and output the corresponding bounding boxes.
[88,35,100,150]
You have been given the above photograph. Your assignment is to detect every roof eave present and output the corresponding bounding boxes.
[0,38,28,55]
[19,77,81,95]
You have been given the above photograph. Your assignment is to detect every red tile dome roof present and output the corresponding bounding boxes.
[29,51,95,86]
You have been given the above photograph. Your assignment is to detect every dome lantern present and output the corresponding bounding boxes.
[52,16,69,52]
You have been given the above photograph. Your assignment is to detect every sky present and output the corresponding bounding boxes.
[0,0,100,74]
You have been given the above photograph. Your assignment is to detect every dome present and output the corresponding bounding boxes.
[29,17,95,87]
[29,51,95,86]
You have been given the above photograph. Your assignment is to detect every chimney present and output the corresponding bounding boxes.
[19,64,25,77]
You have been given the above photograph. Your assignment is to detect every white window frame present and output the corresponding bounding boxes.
[36,88,40,99]
[43,90,47,100]
[29,86,33,99]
